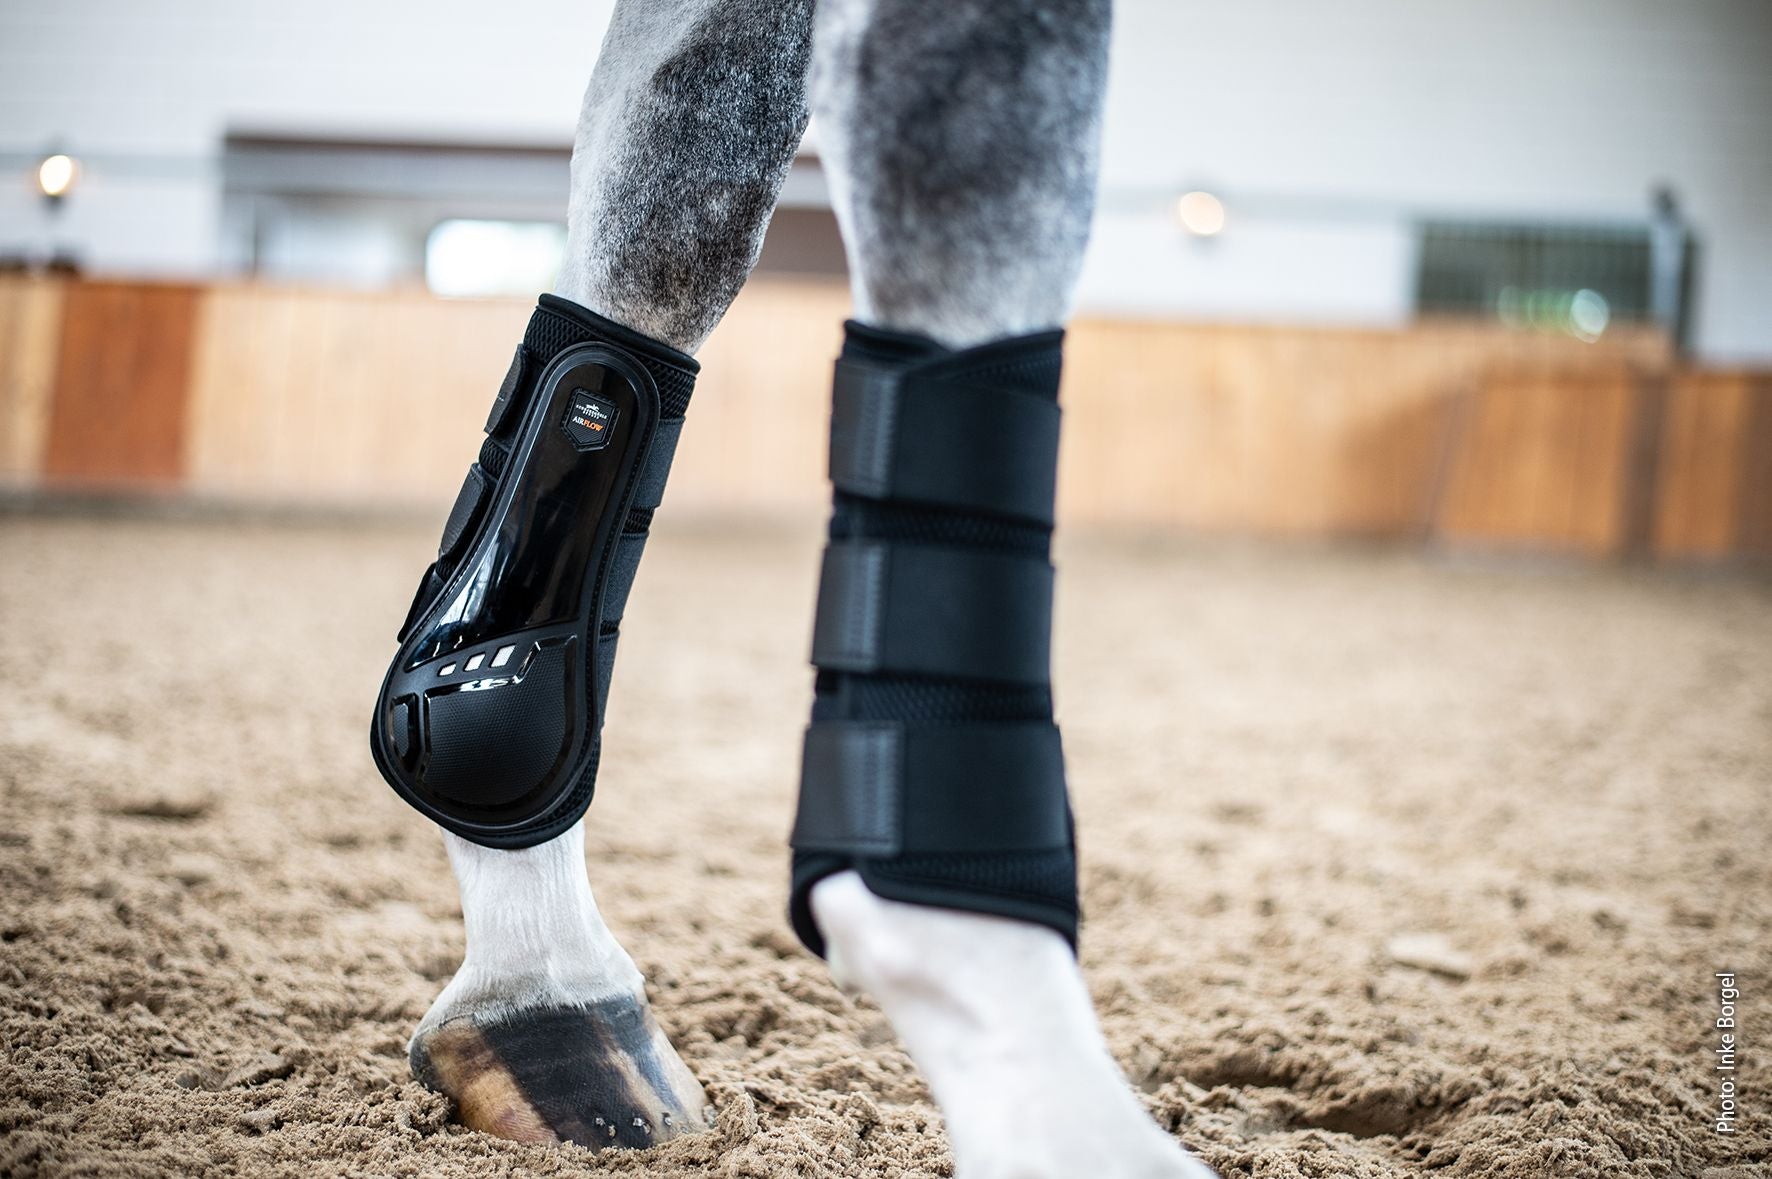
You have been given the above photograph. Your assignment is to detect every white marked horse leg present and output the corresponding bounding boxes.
[419,824,641,1033]
[410,823,710,1147]
[813,874,1216,1179]
[400,0,814,1149]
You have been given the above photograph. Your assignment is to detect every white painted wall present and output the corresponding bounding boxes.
[0,0,601,272]
[2,0,1768,361]
[1087,0,1772,362]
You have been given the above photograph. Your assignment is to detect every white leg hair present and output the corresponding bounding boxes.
[416,821,642,1039]
[813,874,1217,1179]
[412,819,710,1148]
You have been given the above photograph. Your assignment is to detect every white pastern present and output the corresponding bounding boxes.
[417,821,643,1041]
[812,871,1218,1179]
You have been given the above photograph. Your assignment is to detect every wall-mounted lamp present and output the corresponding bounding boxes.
[1176,190,1225,237]
[38,152,79,203]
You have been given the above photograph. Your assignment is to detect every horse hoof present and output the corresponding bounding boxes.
[409,993,711,1150]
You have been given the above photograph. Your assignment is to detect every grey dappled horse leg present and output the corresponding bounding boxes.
[811,0,1111,346]
[558,0,815,353]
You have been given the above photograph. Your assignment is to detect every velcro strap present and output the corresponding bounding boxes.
[484,346,527,436]
[830,361,1061,525]
[629,416,684,511]
[810,540,1053,684]
[791,721,1068,856]
[438,464,491,565]
[602,530,649,626]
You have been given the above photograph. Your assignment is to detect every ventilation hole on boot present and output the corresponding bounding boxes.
[465,653,485,671]
[439,663,457,676]
[491,645,515,668]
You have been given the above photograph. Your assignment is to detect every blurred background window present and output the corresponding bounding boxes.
[220,133,572,290]
[215,132,842,293]
[425,220,566,298]
[1414,221,1662,342]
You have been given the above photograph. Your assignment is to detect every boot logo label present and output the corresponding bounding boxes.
[563,390,620,452]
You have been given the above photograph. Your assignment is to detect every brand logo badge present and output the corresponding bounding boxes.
[562,390,620,452]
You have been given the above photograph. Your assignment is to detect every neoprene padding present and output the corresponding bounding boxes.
[370,295,697,848]
[789,321,1079,957]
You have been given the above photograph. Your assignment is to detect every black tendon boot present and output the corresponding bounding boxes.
[371,295,697,848]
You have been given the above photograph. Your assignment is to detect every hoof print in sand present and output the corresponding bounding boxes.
[411,995,710,1150]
